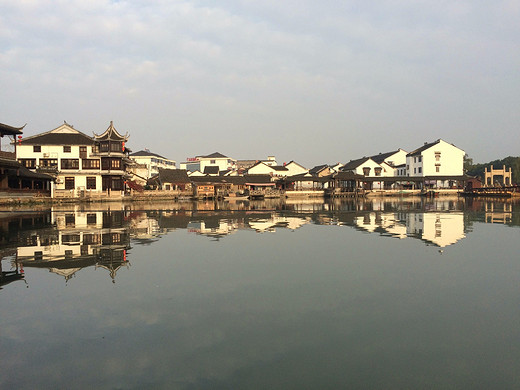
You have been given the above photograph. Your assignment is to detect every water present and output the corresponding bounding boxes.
[1,197,519,389]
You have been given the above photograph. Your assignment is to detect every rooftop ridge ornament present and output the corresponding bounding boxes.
[93,121,129,141]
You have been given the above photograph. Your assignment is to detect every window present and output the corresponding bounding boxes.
[110,142,122,152]
[83,233,101,245]
[374,167,382,176]
[418,167,422,173]
[79,146,87,158]
[65,214,75,227]
[362,167,371,176]
[33,145,41,153]
[19,159,36,169]
[65,177,75,189]
[63,146,71,153]
[92,144,99,154]
[418,156,422,162]
[86,177,96,189]
[101,158,121,170]
[210,159,216,164]
[82,159,100,169]
[100,142,109,152]
[436,165,440,173]
[435,152,441,162]
[414,168,417,174]
[39,159,58,168]
[86,213,97,224]
[61,159,79,169]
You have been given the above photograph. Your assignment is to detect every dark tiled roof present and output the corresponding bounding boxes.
[243,174,273,184]
[158,169,189,183]
[271,165,289,171]
[198,152,228,159]
[203,166,220,175]
[309,164,328,175]
[407,140,442,156]
[20,131,94,145]
[0,158,54,180]
[0,122,24,136]
[340,157,371,171]
[130,150,168,159]
[94,121,127,141]
[370,150,401,164]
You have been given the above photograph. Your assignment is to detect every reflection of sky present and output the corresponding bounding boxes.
[2,220,520,389]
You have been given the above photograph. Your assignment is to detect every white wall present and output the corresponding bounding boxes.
[407,140,465,177]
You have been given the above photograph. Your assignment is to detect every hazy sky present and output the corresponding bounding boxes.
[1,0,519,166]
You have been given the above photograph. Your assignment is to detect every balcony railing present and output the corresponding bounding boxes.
[0,151,16,160]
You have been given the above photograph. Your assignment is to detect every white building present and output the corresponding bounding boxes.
[341,157,388,177]
[247,162,288,176]
[180,152,236,173]
[129,150,176,179]
[16,121,129,196]
[284,161,308,176]
[370,149,408,176]
[407,139,465,177]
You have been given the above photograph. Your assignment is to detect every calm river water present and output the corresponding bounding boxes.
[1,197,519,389]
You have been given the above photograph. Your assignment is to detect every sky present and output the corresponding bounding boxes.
[1,0,519,167]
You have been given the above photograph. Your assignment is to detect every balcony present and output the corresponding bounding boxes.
[0,151,16,160]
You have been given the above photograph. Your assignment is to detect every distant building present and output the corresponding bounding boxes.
[148,168,191,191]
[129,150,176,179]
[406,139,465,177]
[180,152,236,173]
[340,157,385,177]
[236,156,277,171]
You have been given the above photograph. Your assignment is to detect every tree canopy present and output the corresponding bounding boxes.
[465,155,520,185]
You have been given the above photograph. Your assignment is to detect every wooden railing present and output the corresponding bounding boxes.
[0,151,16,160]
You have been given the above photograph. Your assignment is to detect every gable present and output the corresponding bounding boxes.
[20,123,94,145]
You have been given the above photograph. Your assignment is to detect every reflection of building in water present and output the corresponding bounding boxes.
[407,212,465,247]
[484,201,513,224]
[353,211,465,247]
[248,216,310,232]
[127,211,163,243]
[1,256,25,290]
[188,218,238,239]
[354,212,407,239]
[16,210,130,282]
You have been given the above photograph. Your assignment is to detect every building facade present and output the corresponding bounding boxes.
[16,121,130,197]
[129,150,176,179]
[180,152,237,173]
[406,139,465,177]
